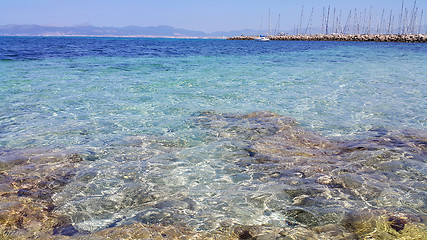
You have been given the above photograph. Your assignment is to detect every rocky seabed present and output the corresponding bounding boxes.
[228,34,427,43]
[0,111,426,239]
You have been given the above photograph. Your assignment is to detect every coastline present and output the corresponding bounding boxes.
[228,34,427,43]
[0,34,227,39]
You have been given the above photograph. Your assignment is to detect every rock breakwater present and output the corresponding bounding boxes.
[228,34,427,43]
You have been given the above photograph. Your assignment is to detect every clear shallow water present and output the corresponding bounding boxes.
[0,37,426,236]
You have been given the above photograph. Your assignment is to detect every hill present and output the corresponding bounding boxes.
[0,24,260,38]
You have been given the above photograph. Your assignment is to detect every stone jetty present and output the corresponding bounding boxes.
[228,34,427,43]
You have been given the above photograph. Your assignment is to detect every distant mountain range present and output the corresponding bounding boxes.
[0,24,261,38]
[1,24,425,38]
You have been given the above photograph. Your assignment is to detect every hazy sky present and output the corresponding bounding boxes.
[1,0,426,32]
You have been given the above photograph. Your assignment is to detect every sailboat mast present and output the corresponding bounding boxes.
[275,13,281,35]
[326,6,330,34]
[299,5,304,35]
[269,9,271,35]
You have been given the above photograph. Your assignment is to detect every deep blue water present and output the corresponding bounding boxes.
[0,37,426,234]
[3,36,426,59]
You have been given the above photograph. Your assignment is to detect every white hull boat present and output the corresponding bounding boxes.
[255,36,270,42]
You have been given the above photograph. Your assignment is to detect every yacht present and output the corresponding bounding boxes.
[255,35,270,42]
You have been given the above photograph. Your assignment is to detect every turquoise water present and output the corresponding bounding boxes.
[1,37,426,234]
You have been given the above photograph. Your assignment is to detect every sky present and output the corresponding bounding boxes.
[1,0,426,33]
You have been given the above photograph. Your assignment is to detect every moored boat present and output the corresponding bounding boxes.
[255,35,270,42]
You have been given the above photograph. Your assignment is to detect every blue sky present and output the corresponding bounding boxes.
[1,0,426,32]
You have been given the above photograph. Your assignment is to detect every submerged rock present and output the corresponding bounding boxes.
[2,111,424,239]
[91,222,194,239]
[342,210,427,239]
[388,215,407,232]
[0,148,84,238]
[193,111,427,238]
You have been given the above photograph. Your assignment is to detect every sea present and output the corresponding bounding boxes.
[0,37,426,238]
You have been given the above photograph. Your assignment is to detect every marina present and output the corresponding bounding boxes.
[232,0,426,44]
[228,33,427,42]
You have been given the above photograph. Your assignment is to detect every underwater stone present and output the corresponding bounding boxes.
[388,216,406,232]
[0,148,83,238]
[154,198,196,211]
[333,173,363,190]
[230,173,251,182]
[285,208,319,227]
[16,188,32,197]
[292,195,315,206]
[85,154,99,161]
[119,184,157,207]
[93,222,195,239]
[52,224,79,236]
[283,187,324,199]
[316,175,333,185]
[341,210,427,239]
[341,210,377,235]
[313,224,351,239]
[238,230,252,239]
[230,225,267,240]
[75,170,98,182]
[134,208,173,225]
[0,111,419,239]
[66,153,83,163]
[0,158,28,171]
